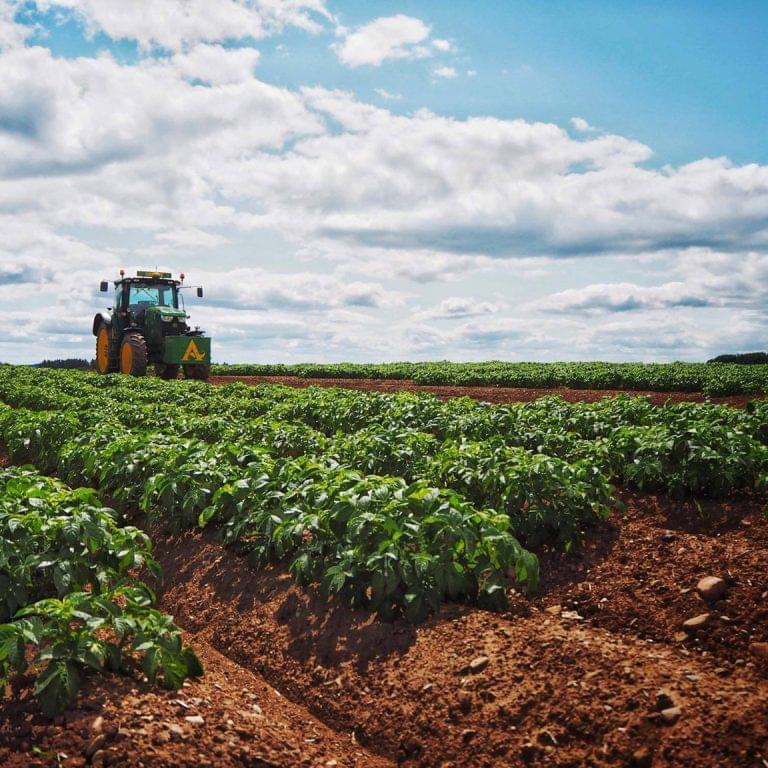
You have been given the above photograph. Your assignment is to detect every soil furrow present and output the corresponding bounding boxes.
[208,375,764,408]
[153,508,768,768]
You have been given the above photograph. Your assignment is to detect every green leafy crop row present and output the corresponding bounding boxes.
[0,367,766,631]
[211,360,768,396]
[0,467,201,716]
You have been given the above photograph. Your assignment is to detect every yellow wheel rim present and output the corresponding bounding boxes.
[120,341,133,374]
[96,327,110,373]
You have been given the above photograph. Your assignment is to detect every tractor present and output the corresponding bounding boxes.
[93,270,211,380]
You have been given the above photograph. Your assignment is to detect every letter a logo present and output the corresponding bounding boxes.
[182,339,205,361]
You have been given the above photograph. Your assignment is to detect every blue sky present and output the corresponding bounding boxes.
[1,0,767,363]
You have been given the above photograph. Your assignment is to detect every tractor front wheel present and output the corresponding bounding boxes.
[155,362,180,380]
[119,333,148,376]
[95,324,116,374]
[183,364,210,381]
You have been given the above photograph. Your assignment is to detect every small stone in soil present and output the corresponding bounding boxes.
[85,734,107,757]
[682,613,711,632]
[696,576,727,602]
[660,706,682,724]
[469,656,489,673]
[185,715,205,725]
[656,689,676,710]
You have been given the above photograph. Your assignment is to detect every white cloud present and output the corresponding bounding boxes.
[1,26,767,364]
[414,297,500,320]
[432,65,457,79]
[432,38,452,52]
[27,0,332,52]
[334,14,432,67]
[0,1,28,50]
[536,281,711,314]
[222,89,768,261]
[172,44,260,85]
[374,88,401,101]
[570,116,597,133]
[191,268,404,312]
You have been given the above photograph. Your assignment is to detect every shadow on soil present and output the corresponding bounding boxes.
[154,528,419,674]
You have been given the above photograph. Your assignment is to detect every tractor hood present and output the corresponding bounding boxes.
[145,306,187,321]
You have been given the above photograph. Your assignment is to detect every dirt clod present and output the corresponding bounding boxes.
[697,576,727,602]
[682,613,712,632]
[660,706,683,724]
[749,642,768,660]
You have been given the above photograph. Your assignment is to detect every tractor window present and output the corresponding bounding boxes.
[128,284,176,309]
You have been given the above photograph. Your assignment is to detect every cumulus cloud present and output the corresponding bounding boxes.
[570,116,597,133]
[432,65,457,79]
[172,44,260,85]
[334,15,432,67]
[223,89,768,260]
[536,281,711,314]
[374,88,401,101]
[27,0,332,52]
[1,16,767,364]
[414,297,500,320]
[181,268,404,313]
[0,1,28,50]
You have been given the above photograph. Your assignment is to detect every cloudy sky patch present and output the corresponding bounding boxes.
[0,1,767,363]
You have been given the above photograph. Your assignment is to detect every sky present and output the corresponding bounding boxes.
[0,0,767,364]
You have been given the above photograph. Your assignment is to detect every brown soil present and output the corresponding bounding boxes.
[2,436,768,766]
[0,635,390,768]
[209,375,764,408]
[150,491,768,768]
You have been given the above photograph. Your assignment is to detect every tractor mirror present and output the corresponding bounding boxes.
[100,281,109,292]
[196,287,204,298]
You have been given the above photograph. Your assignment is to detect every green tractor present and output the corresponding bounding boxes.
[93,270,211,380]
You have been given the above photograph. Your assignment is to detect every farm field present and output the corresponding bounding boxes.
[208,374,764,409]
[0,367,767,767]
[211,361,768,397]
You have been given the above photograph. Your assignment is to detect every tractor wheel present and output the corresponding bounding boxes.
[95,324,116,374]
[155,363,180,380]
[119,333,148,377]
[183,364,210,381]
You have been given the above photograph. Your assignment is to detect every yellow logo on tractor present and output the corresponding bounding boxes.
[182,339,206,362]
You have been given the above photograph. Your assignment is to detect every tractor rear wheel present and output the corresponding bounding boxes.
[183,364,210,381]
[155,362,180,380]
[119,333,148,376]
[95,324,116,374]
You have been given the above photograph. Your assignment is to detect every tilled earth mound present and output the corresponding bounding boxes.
[0,638,389,768]
[151,493,768,768]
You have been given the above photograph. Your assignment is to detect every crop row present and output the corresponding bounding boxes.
[0,370,544,621]
[6,368,766,499]
[1,369,766,618]
[0,466,201,716]
[211,361,768,396]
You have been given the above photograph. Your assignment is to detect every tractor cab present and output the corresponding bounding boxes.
[93,270,211,379]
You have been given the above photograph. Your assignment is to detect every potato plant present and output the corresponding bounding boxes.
[0,467,201,716]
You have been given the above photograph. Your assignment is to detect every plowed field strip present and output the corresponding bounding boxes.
[0,635,392,768]
[209,375,763,407]
[153,525,768,768]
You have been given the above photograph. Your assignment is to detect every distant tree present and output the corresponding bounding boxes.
[35,358,95,370]
[707,352,768,365]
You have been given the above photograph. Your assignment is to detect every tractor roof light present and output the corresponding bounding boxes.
[119,269,125,277]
